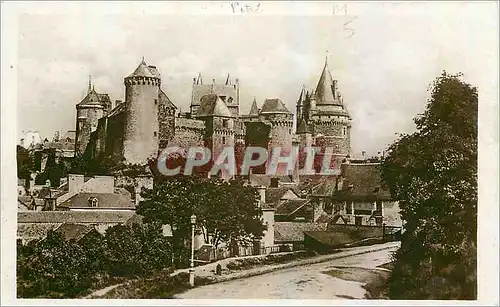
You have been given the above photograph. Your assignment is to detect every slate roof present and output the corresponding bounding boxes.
[18,211,136,224]
[191,83,238,107]
[274,199,310,216]
[304,230,357,247]
[248,98,259,116]
[248,175,293,188]
[299,175,338,197]
[314,60,342,106]
[127,60,155,78]
[274,222,328,243]
[333,163,392,201]
[54,223,93,241]
[17,223,60,242]
[260,99,291,114]
[78,88,110,107]
[159,89,177,110]
[265,187,301,204]
[296,119,311,134]
[108,101,126,117]
[58,193,135,209]
[196,94,232,117]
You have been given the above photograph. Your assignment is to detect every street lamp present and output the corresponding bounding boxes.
[189,214,196,287]
[171,224,177,268]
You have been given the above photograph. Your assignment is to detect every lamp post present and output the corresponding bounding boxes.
[189,214,196,287]
[171,224,177,268]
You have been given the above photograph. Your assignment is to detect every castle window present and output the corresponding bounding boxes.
[223,119,228,128]
[342,126,347,136]
[154,99,158,105]
[154,131,157,137]
[228,97,233,104]
[222,137,226,144]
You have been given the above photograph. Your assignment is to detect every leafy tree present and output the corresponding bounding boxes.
[137,176,266,262]
[104,223,171,277]
[381,72,477,299]
[17,145,33,181]
[17,231,94,298]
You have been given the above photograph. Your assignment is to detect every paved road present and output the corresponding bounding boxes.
[175,245,397,299]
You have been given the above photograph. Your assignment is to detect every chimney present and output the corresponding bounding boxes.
[361,151,366,160]
[270,177,279,188]
[68,174,84,194]
[257,186,266,206]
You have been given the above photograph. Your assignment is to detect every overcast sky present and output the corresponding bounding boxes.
[15,1,498,157]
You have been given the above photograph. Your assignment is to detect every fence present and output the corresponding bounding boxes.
[196,242,305,263]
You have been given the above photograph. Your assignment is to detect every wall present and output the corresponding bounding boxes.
[170,118,205,149]
[261,209,275,247]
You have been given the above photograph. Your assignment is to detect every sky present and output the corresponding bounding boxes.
[15,1,498,158]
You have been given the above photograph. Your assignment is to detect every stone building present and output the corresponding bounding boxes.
[295,57,352,161]
[75,57,351,176]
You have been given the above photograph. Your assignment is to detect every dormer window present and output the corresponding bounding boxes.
[347,184,354,192]
[228,97,233,104]
[373,187,381,193]
[88,197,99,207]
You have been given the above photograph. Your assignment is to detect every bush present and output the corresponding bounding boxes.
[17,222,174,298]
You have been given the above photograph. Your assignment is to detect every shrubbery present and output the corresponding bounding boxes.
[17,223,174,298]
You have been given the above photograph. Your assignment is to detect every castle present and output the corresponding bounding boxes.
[75,57,352,171]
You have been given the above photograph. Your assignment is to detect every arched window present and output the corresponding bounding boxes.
[88,197,99,207]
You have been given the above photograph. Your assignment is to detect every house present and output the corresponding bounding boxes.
[53,174,135,211]
[308,162,402,227]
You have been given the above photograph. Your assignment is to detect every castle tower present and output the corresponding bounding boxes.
[309,57,351,159]
[258,99,294,175]
[74,76,111,156]
[296,85,306,130]
[122,59,160,164]
[196,94,235,176]
[190,73,240,118]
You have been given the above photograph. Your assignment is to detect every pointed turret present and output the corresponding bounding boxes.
[249,97,259,116]
[314,57,338,105]
[87,75,92,93]
[296,118,311,134]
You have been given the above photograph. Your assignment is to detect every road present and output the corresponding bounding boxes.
[175,245,397,299]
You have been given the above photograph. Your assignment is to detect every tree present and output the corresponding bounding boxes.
[17,231,94,298]
[137,176,266,262]
[104,223,171,277]
[381,72,477,299]
[17,145,33,181]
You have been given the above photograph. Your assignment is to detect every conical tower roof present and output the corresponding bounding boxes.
[297,85,306,106]
[296,118,311,134]
[127,58,155,78]
[78,87,102,106]
[314,58,340,105]
[249,97,259,116]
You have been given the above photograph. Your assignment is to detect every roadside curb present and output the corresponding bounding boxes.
[207,242,399,285]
